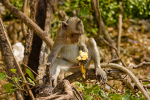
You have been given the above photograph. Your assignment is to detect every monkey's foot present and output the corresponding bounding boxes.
[96,67,107,83]
[81,64,86,79]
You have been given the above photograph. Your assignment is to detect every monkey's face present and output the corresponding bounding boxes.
[62,17,84,44]
[67,33,81,44]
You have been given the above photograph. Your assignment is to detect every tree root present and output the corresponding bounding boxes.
[65,63,150,100]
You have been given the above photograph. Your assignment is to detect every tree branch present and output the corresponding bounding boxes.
[91,0,117,59]
[117,1,123,55]
[0,18,34,99]
[1,0,54,49]
[35,80,74,100]
[65,63,150,100]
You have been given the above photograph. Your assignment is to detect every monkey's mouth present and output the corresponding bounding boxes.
[72,40,79,44]
[74,42,78,44]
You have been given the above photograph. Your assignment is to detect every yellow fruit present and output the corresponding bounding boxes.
[81,64,85,79]
[76,50,88,61]
[76,51,88,79]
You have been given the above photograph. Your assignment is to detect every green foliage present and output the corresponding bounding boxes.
[99,0,119,26]
[10,0,23,10]
[3,0,23,20]
[84,95,93,100]
[26,68,36,83]
[58,0,150,27]
[75,81,107,100]
[75,81,145,100]
[11,69,17,74]
[4,83,16,95]
[0,68,36,95]
[12,76,19,84]
[123,0,150,19]
[27,77,35,86]
[0,72,6,81]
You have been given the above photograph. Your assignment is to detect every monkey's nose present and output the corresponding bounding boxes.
[74,40,79,44]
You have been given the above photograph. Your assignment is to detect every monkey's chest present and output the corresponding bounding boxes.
[58,44,79,63]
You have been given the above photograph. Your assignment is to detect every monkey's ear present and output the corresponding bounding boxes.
[62,21,68,30]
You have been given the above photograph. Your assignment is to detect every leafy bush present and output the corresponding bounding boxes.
[75,81,145,100]
[0,68,36,95]
[58,0,150,26]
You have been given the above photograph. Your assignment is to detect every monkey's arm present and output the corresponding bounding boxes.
[47,41,65,64]
[78,35,88,53]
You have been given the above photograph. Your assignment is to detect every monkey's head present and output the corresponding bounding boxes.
[62,17,84,44]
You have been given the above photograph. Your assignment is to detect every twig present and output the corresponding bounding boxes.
[72,87,84,100]
[7,76,34,86]
[65,63,150,100]
[132,61,150,69]
[99,36,127,67]
[2,0,54,49]
[0,18,35,99]
[91,0,117,59]
[0,92,7,95]
[141,79,150,83]
[21,0,27,37]
[22,63,38,76]
[106,83,124,94]
[117,1,123,55]
[144,84,150,89]
[107,58,121,63]
[22,29,33,73]
[35,80,74,100]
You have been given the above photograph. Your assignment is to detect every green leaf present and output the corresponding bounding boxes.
[143,82,149,85]
[4,83,13,89]
[11,69,17,74]
[122,95,131,100]
[75,81,84,91]
[84,88,93,94]
[12,76,19,84]
[4,83,16,94]
[84,95,93,100]
[27,77,35,86]
[110,94,122,100]
[0,72,6,81]
[99,90,107,98]
[132,98,140,100]
[80,8,88,17]
[26,68,36,82]
[92,85,100,94]
[125,90,131,95]
[9,88,16,94]
[102,98,108,100]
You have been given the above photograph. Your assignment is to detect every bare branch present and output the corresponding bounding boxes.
[21,0,27,37]
[99,36,127,67]
[0,18,34,99]
[65,63,150,100]
[91,0,117,59]
[117,1,123,55]
[132,61,150,69]
[35,80,74,100]
[1,0,54,49]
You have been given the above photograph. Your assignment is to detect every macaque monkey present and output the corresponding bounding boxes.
[48,17,107,86]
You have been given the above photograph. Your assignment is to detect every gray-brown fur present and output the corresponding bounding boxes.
[47,17,107,86]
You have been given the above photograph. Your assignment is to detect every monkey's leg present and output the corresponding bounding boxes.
[51,58,74,87]
[86,38,107,83]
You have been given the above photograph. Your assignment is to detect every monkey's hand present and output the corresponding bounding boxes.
[76,50,88,61]
[96,67,107,84]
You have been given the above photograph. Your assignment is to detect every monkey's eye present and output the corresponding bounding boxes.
[71,34,74,37]
[62,24,68,30]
